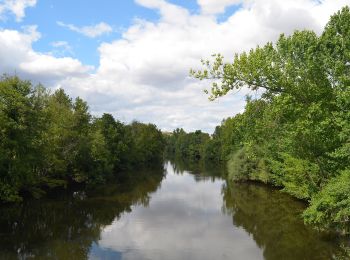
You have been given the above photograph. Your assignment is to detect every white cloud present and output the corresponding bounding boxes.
[0,0,36,21]
[57,21,113,38]
[64,0,347,132]
[51,40,70,48]
[197,0,241,14]
[0,26,92,84]
[0,0,349,132]
[135,0,191,24]
[51,41,74,56]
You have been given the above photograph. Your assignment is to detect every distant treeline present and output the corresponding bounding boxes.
[168,7,350,234]
[0,76,165,202]
[164,129,210,161]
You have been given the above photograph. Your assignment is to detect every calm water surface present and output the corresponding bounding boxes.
[0,161,348,259]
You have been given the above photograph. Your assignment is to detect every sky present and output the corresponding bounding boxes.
[0,0,349,133]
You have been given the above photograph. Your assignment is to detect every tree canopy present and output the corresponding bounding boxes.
[0,76,165,202]
[189,6,350,233]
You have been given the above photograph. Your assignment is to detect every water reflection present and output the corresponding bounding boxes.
[223,182,349,260]
[0,168,164,259]
[92,162,262,260]
[0,161,348,260]
[168,157,226,182]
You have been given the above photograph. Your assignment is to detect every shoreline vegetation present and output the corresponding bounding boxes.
[186,6,350,235]
[0,6,349,238]
[0,76,165,202]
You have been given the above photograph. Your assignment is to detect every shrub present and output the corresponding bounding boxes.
[303,170,350,234]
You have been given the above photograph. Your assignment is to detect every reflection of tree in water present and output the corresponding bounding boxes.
[0,168,164,259]
[167,158,226,182]
[222,182,350,260]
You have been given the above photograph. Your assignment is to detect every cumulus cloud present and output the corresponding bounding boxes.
[0,0,36,21]
[135,0,191,23]
[197,0,241,14]
[1,0,349,132]
[57,21,113,38]
[64,0,347,132]
[0,26,92,84]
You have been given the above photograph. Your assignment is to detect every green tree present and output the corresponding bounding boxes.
[0,76,166,202]
[191,6,350,232]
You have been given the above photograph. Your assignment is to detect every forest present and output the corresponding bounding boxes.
[0,76,165,202]
[0,5,349,239]
[166,7,350,234]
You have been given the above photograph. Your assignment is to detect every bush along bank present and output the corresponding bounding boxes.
[188,6,350,234]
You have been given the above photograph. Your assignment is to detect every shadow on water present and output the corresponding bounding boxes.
[168,158,350,259]
[0,167,165,259]
[167,157,227,182]
[0,160,349,259]
[222,182,350,260]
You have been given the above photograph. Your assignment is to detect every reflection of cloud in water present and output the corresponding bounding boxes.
[94,162,262,260]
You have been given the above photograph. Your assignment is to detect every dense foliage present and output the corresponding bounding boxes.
[190,7,350,233]
[164,129,210,160]
[0,76,165,202]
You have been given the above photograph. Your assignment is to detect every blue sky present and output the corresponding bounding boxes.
[0,0,240,66]
[1,0,161,65]
[1,0,206,66]
[0,0,348,132]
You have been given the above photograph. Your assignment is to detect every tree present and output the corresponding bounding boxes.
[0,76,166,202]
[191,6,350,232]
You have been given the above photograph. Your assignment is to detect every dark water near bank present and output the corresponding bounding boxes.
[0,161,349,259]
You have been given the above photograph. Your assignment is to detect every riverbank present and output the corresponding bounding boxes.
[0,160,348,259]
[187,6,350,236]
[0,76,165,203]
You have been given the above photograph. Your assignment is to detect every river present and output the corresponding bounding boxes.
[0,160,348,259]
